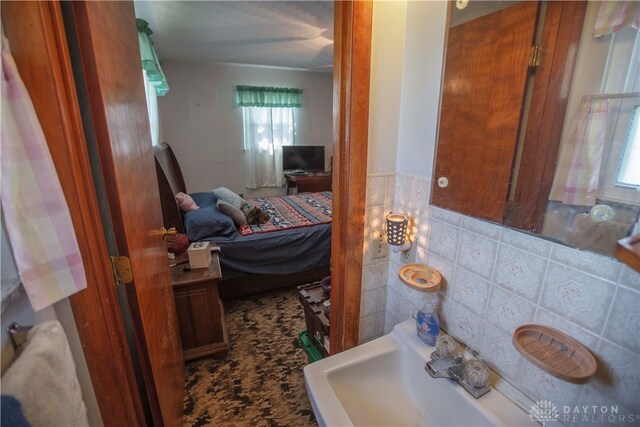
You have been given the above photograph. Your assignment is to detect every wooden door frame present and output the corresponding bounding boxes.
[4,0,372,423]
[330,0,372,354]
[505,1,588,232]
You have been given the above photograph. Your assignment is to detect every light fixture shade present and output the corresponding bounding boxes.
[386,213,408,246]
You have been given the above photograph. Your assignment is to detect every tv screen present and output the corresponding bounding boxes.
[283,146,325,172]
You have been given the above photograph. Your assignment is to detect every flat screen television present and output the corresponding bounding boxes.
[283,145,325,172]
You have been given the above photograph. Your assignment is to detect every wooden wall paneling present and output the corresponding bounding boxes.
[330,0,373,354]
[506,1,588,231]
[1,1,145,425]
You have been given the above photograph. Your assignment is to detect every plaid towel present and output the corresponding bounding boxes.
[1,35,86,310]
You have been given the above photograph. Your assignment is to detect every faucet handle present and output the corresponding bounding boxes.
[463,360,489,389]
[434,334,457,359]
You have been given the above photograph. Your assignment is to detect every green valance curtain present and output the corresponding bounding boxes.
[236,85,302,108]
[137,19,169,96]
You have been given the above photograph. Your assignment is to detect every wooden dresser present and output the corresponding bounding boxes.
[285,172,332,194]
[170,252,228,360]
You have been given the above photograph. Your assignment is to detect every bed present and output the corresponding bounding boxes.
[153,142,331,298]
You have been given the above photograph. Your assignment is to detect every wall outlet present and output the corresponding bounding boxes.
[372,231,389,259]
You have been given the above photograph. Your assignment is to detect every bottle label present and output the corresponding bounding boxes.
[416,311,439,346]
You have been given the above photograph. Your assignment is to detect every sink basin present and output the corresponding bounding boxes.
[304,319,536,427]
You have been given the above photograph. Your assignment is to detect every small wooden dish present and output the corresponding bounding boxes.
[513,324,596,384]
[398,264,441,292]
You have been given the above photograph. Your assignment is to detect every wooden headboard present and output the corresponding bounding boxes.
[153,142,186,233]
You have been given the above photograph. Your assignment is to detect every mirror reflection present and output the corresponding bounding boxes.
[432,0,640,257]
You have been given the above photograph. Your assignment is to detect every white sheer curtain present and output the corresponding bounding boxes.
[243,107,295,188]
[142,71,160,146]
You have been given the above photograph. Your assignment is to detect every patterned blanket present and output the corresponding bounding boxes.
[239,192,332,236]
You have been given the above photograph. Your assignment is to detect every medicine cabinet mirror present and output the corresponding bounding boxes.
[432,0,640,257]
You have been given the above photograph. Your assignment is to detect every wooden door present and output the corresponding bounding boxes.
[70,2,183,425]
[432,2,539,223]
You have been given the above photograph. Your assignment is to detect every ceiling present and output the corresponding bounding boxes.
[133,1,334,72]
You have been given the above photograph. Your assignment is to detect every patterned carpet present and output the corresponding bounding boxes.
[183,287,318,427]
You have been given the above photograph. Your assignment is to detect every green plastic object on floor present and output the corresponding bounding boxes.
[299,330,324,363]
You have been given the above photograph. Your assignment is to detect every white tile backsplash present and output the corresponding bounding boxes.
[541,263,616,334]
[363,172,640,419]
[365,175,387,207]
[462,216,501,239]
[550,245,622,283]
[518,366,584,409]
[431,205,462,225]
[500,227,552,258]
[619,265,640,291]
[450,267,491,316]
[494,245,547,301]
[594,339,640,413]
[603,286,640,353]
[457,230,498,280]
[485,286,535,335]
[442,297,483,349]
[478,323,524,382]
[428,219,460,262]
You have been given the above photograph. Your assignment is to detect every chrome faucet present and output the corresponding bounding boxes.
[425,354,463,378]
[424,335,491,399]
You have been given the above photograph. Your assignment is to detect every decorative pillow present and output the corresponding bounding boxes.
[183,205,236,241]
[217,200,248,226]
[175,192,198,212]
[211,187,246,210]
[190,192,218,208]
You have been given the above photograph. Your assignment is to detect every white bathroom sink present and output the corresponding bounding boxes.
[304,320,536,427]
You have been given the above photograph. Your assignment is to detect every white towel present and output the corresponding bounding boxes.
[1,321,89,427]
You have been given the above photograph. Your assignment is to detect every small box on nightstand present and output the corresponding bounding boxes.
[187,242,211,268]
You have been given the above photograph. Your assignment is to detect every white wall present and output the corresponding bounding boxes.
[158,61,333,197]
[395,0,446,178]
[367,0,406,175]
[363,0,640,420]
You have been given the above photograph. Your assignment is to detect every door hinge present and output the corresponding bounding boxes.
[110,256,133,286]
[529,44,545,67]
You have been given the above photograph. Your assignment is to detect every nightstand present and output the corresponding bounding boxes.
[285,172,332,194]
[170,251,228,360]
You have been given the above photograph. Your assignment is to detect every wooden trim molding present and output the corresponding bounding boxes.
[1,2,144,425]
[506,1,588,232]
[330,0,373,354]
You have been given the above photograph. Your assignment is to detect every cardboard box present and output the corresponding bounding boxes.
[187,242,211,268]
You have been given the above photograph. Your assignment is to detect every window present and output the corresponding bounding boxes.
[616,105,640,188]
[596,25,639,204]
[241,107,297,188]
[237,86,302,189]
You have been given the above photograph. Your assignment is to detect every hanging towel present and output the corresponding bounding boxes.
[1,321,89,427]
[1,35,87,310]
[549,96,610,207]
[593,0,640,37]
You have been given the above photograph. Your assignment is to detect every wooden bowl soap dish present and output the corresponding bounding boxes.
[512,324,597,384]
[398,264,441,292]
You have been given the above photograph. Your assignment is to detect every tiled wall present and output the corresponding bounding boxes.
[359,172,395,343]
[363,172,640,423]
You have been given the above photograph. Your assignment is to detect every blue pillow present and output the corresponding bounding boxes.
[190,192,217,208]
[183,205,236,241]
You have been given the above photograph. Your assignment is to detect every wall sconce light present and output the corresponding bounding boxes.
[386,212,412,253]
